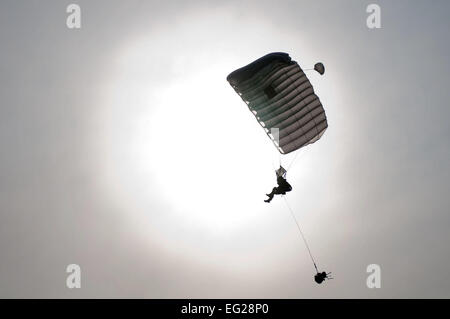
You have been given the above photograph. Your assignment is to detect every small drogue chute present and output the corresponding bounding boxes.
[314,62,325,75]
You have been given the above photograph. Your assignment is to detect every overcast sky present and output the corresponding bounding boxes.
[1,0,449,298]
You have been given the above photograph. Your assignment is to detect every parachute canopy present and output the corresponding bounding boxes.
[227,52,328,154]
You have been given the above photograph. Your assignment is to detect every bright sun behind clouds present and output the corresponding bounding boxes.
[95,11,335,263]
[98,37,280,240]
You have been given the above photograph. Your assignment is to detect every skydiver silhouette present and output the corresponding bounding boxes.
[314,271,332,284]
[265,167,292,203]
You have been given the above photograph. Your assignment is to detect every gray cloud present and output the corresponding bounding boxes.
[1,0,449,298]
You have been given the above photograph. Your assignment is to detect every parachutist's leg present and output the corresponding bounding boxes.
[266,188,276,198]
[273,187,283,195]
[265,188,276,202]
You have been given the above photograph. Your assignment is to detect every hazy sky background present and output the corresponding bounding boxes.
[1,0,449,298]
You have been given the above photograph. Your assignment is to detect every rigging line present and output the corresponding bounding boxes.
[283,196,318,273]
[287,150,300,171]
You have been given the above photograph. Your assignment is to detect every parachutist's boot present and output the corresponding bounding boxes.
[265,193,274,203]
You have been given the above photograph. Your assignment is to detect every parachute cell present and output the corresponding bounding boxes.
[227,52,328,154]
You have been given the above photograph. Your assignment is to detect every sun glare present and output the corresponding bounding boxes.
[96,21,336,262]
[98,39,282,241]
